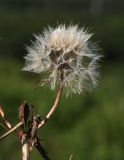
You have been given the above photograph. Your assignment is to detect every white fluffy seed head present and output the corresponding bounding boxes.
[23,24,102,97]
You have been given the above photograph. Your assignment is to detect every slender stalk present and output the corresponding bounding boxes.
[38,84,63,129]
[21,135,30,160]
[0,122,23,140]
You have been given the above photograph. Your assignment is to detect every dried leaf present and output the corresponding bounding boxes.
[19,101,33,132]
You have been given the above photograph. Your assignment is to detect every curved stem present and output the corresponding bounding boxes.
[38,84,63,129]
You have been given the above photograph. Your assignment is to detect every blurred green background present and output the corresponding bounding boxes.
[0,0,124,160]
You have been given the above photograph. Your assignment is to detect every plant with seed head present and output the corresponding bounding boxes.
[0,24,102,160]
[23,24,101,97]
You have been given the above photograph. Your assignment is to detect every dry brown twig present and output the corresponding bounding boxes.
[0,84,63,141]
[0,84,63,160]
[0,121,23,140]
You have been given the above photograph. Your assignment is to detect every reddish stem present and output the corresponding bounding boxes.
[38,84,63,129]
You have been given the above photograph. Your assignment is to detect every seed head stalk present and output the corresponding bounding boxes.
[38,83,63,129]
[0,24,102,160]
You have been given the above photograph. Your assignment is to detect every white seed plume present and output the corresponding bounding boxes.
[23,25,101,96]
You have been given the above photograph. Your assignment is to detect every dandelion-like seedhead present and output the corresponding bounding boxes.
[23,24,102,96]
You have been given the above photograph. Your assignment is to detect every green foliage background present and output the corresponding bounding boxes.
[0,0,124,160]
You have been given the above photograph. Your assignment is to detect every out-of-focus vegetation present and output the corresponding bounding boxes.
[0,0,124,60]
[0,0,124,160]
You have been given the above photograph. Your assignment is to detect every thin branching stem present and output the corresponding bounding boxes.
[0,122,23,140]
[0,84,63,140]
[38,84,63,129]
